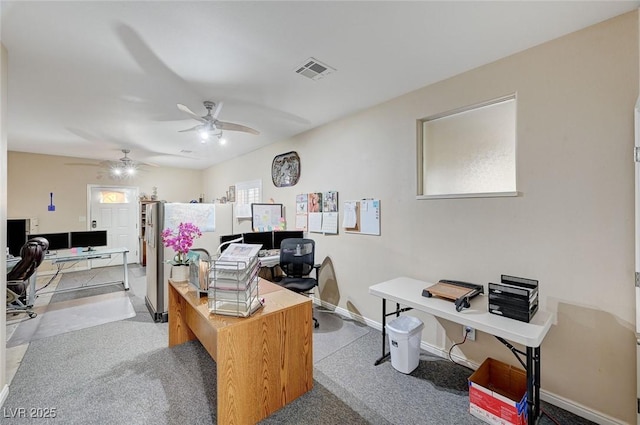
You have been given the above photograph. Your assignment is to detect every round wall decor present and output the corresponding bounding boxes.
[272,151,300,187]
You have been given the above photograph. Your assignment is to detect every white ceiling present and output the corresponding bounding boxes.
[1,1,638,170]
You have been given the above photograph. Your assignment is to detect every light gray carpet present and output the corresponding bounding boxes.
[3,265,595,425]
[314,329,480,425]
[312,308,370,363]
[7,291,135,348]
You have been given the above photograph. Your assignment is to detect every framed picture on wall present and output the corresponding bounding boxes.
[228,185,236,203]
[251,203,285,231]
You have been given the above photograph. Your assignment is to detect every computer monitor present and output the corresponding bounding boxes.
[219,234,243,253]
[28,232,71,252]
[70,230,108,251]
[7,219,27,257]
[242,231,274,250]
[273,230,304,250]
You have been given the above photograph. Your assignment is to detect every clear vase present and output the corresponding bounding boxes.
[171,264,190,282]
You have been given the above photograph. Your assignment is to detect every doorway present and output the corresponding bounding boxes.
[87,185,139,267]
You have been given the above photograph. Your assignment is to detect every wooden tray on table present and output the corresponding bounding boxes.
[422,280,484,312]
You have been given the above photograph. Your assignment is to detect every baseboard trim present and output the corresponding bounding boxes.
[539,391,626,425]
[0,383,9,407]
[313,298,624,425]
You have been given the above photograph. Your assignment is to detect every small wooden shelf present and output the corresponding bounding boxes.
[139,200,158,266]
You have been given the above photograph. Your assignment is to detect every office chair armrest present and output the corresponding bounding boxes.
[313,264,321,278]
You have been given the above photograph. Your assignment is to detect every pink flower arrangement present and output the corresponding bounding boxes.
[161,222,202,265]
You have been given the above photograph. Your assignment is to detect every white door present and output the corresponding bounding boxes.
[88,185,139,267]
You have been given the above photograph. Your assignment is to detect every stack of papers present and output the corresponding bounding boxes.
[217,243,262,264]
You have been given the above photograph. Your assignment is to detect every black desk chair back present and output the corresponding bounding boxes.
[278,238,320,328]
[7,237,49,318]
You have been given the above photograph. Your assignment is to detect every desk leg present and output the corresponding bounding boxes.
[374,298,390,365]
[28,273,37,306]
[374,300,411,365]
[122,251,130,290]
[526,346,541,425]
[535,346,541,420]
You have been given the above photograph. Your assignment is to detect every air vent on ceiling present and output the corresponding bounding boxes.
[295,57,336,81]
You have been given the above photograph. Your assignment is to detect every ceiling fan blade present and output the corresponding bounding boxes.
[212,101,224,119]
[178,124,203,133]
[65,162,101,167]
[177,103,207,123]
[216,121,260,135]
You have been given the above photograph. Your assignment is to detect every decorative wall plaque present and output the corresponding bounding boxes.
[272,151,300,187]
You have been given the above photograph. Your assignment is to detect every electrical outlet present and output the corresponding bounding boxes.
[463,326,476,341]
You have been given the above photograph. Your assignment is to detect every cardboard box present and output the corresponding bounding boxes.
[468,358,527,425]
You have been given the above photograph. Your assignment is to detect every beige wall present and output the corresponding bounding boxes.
[7,152,204,232]
[203,12,639,423]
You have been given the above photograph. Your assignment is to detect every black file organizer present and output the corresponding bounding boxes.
[488,275,539,322]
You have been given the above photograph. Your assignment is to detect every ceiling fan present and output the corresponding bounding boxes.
[66,149,155,179]
[177,101,260,141]
[104,149,154,178]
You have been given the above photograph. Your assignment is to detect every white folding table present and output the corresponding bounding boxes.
[369,276,553,425]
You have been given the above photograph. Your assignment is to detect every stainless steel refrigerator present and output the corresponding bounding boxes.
[144,201,233,322]
[144,201,167,322]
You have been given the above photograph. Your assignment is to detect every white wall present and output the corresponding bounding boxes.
[203,11,639,423]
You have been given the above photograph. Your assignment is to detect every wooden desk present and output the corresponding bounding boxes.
[168,278,313,424]
[369,277,553,425]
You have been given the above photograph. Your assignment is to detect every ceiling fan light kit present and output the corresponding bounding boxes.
[110,163,137,178]
[107,149,148,179]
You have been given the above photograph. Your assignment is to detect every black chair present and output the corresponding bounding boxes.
[277,238,320,328]
[6,237,49,318]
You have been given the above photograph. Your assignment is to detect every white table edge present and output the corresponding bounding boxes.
[368,276,553,347]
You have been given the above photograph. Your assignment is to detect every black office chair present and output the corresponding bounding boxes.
[6,237,49,318]
[277,238,320,328]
